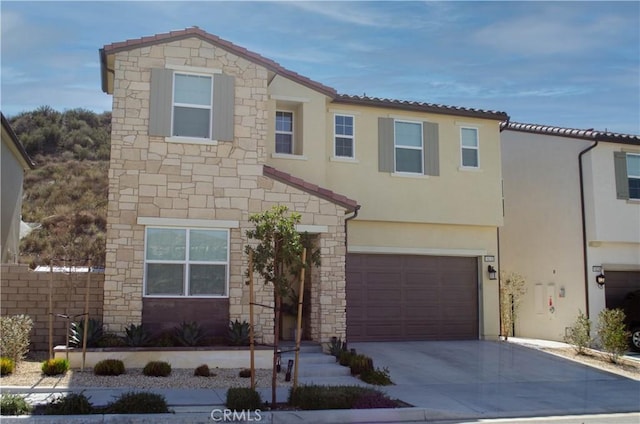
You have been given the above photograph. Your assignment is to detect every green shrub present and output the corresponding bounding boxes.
[44,392,93,415]
[174,321,206,347]
[94,359,125,376]
[349,354,374,376]
[564,310,592,354]
[360,367,393,385]
[338,350,353,366]
[0,357,15,376]
[288,385,384,410]
[149,330,176,347]
[105,391,169,414]
[143,361,171,377]
[124,323,151,347]
[326,337,343,360]
[351,391,398,409]
[0,315,33,363]
[96,333,127,348]
[597,308,630,363]
[0,393,32,415]
[69,318,104,348]
[194,364,211,377]
[238,368,252,378]
[41,358,70,376]
[226,388,262,411]
[227,319,251,346]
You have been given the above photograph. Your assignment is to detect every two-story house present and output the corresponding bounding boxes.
[500,122,640,342]
[99,27,508,345]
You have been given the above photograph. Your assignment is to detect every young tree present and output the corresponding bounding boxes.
[499,270,527,338]
[244,205,304,405]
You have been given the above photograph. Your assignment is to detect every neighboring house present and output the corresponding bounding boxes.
[99,27,508,345]
[500,122,640,341]
[1,113,35,263]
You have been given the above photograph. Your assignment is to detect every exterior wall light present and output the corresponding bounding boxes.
[596,273,605,288]
[487,265,497,280]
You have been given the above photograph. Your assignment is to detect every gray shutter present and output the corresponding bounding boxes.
[614,151,629,200]
[149,68,173,137]
[212,73,235,141]
[423,122,439,176]
[378,118,394,172]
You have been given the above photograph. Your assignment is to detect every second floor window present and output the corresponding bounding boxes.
[628,153,640,199]
[334,114,354,158]
[461,127,479,168]
[395,121,423,173]
[172,73,213,139]
[275,111,294,154]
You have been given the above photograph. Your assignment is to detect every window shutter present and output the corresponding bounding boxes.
[378,117,394,172]
[149,68,173,137]
[614,151,629,200]
[423,122,439,176]
[212,73,235,141]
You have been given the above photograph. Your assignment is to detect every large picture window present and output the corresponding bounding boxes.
[144,228,228,297]
[395,121,423,173]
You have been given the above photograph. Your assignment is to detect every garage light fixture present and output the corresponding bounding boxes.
[487,265,497,280]
[596,273,605,288]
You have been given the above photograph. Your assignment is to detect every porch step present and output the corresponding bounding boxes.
[295,363,352,377]
[281,352,337,365]
[278,342,323,354]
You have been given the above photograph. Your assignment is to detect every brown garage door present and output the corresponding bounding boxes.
[346,253,479,342]
[605,271,640,310]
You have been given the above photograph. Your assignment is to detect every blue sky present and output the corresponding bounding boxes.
[1,1,639,134]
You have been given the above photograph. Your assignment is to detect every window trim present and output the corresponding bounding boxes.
[394,119,424,175]
[333,113,355,159]
[143,227,230,299]
[170,71,214,141]
[275,110,295,155]
[460,126,480,169]
[627,152,640,200]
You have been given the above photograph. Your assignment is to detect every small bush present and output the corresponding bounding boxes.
[349,354,374,375]
[227,319,251,346]
[351,391,399,409]
[143,361,171,377]
[288,385,384,410]
[327,337,343,360]
[0,357,15,376]
[44,392,93,415]
[226,388,262,411]
[564,310,593,355]
[96,333,127,348]
[174,321,206,347]
[149,330,176,347]
[194,364,211,377]
[238,368,252,378]
[94,359,125,376]
[360,367,393,385]
[0,314,33,363]
[41,358,70,376]
[105,391,169,414]
[124,323,151,347]
[597,308,630,363]
[0,393,32,415]
[69,318,104,348]
[339,350,353,366]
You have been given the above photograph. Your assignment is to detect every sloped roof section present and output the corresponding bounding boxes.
[263,165,359,212]
[503,121,640,145]
[1,113,35,169]
[334,94,509,121]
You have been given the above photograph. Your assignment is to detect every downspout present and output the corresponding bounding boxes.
[343,205,360,341]
[579,140,598,318]
[497,119,509,339]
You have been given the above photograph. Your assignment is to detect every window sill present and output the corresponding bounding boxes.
[626,198,640,204]
[330,156,359,163]
[167,136,218,145]
[391,172,430,179]
[458,166,482,172]
[271,153,308,161]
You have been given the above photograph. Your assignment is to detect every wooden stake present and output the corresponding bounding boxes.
[293,248,307,389]
[81,260,91,371]
[248,251,256,390]
[48,260,54,360]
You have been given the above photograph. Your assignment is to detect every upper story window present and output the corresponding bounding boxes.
[394,121,424,174]
[627,153,640,199]
[614,152,640,200]
[148,67,235,143]
[460,127,479,168]
[144,227,229,297]
[173,73,212,139]
[334,114,354,158]
[275,111,294,154]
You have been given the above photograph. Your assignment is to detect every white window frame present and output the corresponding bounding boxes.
[460,127,479,169]
[334,114,355,159]
[143,227,230,298]
[628,152,640,199]
[394,119,424,174]
[171,71,213,140]
[275,110,294,154]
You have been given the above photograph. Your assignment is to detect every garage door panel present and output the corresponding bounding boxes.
[605,271,640,310]
[347,253,478,342]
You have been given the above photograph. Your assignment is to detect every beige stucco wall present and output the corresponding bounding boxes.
[105,37,349,344]
[500,130,592,341]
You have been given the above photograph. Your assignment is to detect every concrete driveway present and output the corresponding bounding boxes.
[351,340,640,420]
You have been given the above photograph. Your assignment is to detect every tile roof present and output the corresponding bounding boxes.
[503,121,640,145]
[263,165,359,212]
[101,27,507,120]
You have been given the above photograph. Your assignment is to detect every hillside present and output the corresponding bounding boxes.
[8,107,111,267]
